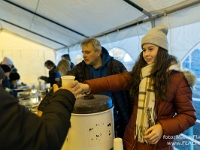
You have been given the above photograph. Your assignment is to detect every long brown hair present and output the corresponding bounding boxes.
[129,48,178,101]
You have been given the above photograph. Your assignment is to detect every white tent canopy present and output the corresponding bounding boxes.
[1,0,200,85]
[0,0,199,50]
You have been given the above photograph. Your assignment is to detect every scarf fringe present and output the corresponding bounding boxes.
[135,125,148,143]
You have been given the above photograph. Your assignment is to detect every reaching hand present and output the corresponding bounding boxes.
[59,81,84,99]
[143,123,163,144]
[55,81,91,99]
[79,83,90,94]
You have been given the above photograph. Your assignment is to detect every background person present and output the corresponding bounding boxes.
[9,72,20,89]
[61,54,74,70]
[77,25,196,150]
[37,59,71,117]
[1,56,18,74]
[1,56,13,68]
[57,59,71,76]
[39,60,61,87]
[0,81,81,150]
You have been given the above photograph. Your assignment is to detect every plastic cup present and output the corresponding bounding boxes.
[61,75,75,86]
[113,138,123,150]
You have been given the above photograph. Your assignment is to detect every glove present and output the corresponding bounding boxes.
[39,76,48,82]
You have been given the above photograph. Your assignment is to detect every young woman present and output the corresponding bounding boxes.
[78,25,196,150]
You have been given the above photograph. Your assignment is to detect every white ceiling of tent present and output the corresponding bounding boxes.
[0,0,199,50]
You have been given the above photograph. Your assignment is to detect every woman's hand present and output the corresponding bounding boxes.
[79,83,90,94]
[143,123,163,144]
[65,82,91,98]
[54,81,91,99]
[59,81,81,98]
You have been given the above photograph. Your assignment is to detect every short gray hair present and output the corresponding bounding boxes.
[81,38,102,51]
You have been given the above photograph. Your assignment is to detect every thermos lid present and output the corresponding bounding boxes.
[72,94,113,114]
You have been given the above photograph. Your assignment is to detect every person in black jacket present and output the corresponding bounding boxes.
[38,38,132,138]
[69,38,132,138]
[39,60,61,87]
[37,59,71,117]
[0,81,81,150]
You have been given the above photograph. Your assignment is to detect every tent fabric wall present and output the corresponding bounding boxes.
[0,31,56,86]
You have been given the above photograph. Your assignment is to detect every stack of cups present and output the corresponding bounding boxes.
[113,138,123,150]
[61,75,75,86]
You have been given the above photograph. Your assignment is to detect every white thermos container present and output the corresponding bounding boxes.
[61,94,114,150]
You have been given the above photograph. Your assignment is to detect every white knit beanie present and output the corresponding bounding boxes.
[1,57,13,66]
[141,25,168,51]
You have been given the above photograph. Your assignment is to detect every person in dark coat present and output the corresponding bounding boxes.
[39,60,61,87]
[64,38,132,138]
[69,38,132,138]
[37,59,71,117]
[0,81,81,150]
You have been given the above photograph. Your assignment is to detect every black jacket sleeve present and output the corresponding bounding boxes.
[0,86,75,150]
[38,88,54,111]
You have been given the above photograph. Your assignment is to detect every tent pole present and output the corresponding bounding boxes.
[143,1,200,23]
[123,0,155,28]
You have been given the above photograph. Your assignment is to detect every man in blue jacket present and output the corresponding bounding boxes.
[68,38,132,138]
